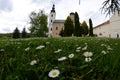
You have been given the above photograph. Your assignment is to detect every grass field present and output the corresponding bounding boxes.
[0,37,120,80]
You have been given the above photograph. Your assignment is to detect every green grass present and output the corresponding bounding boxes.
[0,37,120,80]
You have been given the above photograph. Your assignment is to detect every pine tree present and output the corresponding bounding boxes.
[22,27,27,38]
[12,27,20,39]
[64,16,74,37]
[74,12,83,37]
[81,21,89,36]
[89,18,94,36]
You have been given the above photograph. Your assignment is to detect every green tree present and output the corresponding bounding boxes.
[74,12,83,37]
[81,21,89,36]
[12,27,20,39]
[59,28,64,37]
[22,27,27,38]
[64,16,74,36]
[101,0,120,16]
[89,18,94,36]
[29,10,48,37]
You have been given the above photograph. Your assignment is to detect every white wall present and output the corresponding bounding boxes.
[110,12,120,38]
[94,21,110,37]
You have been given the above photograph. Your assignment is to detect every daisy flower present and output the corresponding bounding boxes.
[76,47,81,50]
[46,42,50,45]
[68,53,74,58]
[82,45,87,50]
[54,49,62,53]
[58,57,67,61]
[36,45,45,50]
[83,52,93,57]
[101,50,107,55]
[85,57,92,62]
[76,49,80,52]
[25,47,30,51]
[48,69,60,78]
[107,46,112,50]
[0,49,5,52]
[30,60,37,65]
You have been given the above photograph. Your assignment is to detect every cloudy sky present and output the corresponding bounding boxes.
[0,0,110,33]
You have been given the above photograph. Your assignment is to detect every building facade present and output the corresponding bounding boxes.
[48,4,75,37]
[94,11,120,38]
[110,12,120,38]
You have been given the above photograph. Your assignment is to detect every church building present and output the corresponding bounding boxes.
[93,11,120,38]
[48,4,75,37]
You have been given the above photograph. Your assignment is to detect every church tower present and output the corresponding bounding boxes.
[48,4,56,37]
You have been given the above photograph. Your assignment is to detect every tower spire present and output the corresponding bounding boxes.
[51,4,55,12]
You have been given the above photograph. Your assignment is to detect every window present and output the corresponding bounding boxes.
[56,27,58,30]
[51,20,52,23]
[99,33,102,36]
[51,28,52,31]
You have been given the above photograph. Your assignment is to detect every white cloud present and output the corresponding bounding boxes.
[0,0,13,12]
[0,0,110,33]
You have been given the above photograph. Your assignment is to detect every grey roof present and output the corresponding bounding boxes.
[53,20,65,23]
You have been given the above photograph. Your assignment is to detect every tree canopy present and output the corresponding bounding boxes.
[29,10,48,37]
[101,0,120,15]
[81,21,89,36]
[64,16,74,36]
[12,27,20,39]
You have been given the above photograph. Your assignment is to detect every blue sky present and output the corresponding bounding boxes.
[0,0,109,33]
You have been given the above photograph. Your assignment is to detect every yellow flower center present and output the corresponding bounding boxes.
[52,71,57,76]
[86,53,90,57]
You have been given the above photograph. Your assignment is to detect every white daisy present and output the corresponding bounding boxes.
[76,47,81,50]
[83,52,93,57]
[58,57,67,61]
[85,57,92,62]
[30,60,37,65]
[107,46,112,50]
[54,49,62,53]
[25,47,30,51]
[82,45,87,50]
[48,69,60,78]
[101,50,107,55]
[0,49,5,52]
[46,42,50,45]
[101,44,105,46]
[76,49,80,52]
[68,54,74,58]
[36,45,45,50]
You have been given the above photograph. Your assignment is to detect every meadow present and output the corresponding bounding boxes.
[0,37,120,80]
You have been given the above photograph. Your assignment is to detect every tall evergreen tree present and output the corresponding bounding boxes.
[29,10,48,37]
[81,21,89,36]
[89,18,94,36]
[74,12,83,37]
[22,27,27,38]
[12,27,20,39]
[59,28,64,37]
[64,16,74,36]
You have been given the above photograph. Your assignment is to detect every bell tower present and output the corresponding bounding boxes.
[48,4,56,37]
